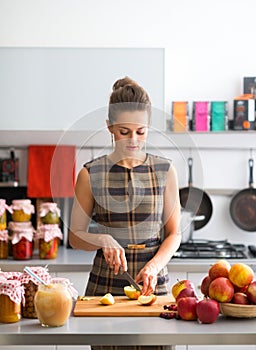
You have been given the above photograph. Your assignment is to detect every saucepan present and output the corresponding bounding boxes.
[179,209,205,243]
[229,158,256,232]
[179,157,213,230]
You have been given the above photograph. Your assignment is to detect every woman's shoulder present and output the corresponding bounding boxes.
[147,153,172,169]
[84,155,108,170]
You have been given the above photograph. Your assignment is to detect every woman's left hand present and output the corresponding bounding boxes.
[135,261,158,296]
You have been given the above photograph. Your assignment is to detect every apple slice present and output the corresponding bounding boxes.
[124,285,142,300]
[99,293,115,305]
[138,294,157,306]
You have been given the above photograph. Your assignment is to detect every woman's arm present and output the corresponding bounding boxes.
[135,163,181,295]
[69,167,127,273]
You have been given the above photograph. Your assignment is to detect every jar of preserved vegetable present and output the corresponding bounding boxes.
[0,279,24,323]
[9,221,35,260]
[0,199,11,230]
[36,224,63,259]
[39,202,60,225]
[10,199,35,222]
[20,266,52,318]
[0,230,9,259]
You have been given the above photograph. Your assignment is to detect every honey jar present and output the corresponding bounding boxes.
[0,230,9,259]
[39,202,60,225]
[20,266,52,318]
[0,279,24,323]
[9,221,35,260]
[36,224,63,259]
[10,199,35,222]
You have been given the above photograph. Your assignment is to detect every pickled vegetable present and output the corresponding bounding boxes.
[39,238,59,259]
[12,237,33,260]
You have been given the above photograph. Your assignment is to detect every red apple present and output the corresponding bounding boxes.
[228,263,254,288]
[177,297,198,321]
[208,260,231,280]
[208,277,234,303]
[196,298,220,324]
[171,279,195,300]
[246,281,256,304]
[176,287,197,301]
[232,292,250,305]
[200,275,212,296]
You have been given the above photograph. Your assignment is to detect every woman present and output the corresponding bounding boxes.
[69,77,181,349]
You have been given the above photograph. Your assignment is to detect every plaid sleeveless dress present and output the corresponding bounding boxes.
[84,154,171,297]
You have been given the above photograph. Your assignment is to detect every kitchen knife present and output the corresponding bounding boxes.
[122,271,141,291]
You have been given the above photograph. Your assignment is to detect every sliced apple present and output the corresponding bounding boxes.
[99,293,115,305]
[124,285,142,300]
[138,294,157,306]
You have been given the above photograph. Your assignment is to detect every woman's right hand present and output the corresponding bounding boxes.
[100,234,127,275]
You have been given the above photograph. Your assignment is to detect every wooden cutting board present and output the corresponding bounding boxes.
[73,295,174,317]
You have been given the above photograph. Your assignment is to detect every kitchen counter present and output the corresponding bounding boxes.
[0,313,256,346]
[1,247,256,273]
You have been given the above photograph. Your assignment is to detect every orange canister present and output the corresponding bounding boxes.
[0,279,24,323]
[10,199,35,222]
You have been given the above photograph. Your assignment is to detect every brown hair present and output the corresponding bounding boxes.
[108,77,151,124]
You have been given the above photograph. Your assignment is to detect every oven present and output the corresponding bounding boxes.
[173,239,255,259]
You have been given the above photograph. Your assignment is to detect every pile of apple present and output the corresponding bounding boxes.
[167,260,256,324]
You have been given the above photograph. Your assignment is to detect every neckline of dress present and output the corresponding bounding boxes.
[107,153,149,170]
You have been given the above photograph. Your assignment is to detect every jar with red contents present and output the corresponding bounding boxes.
[20,266,52,318]
[36,224,63,259]
[9,222,34,260]
[0,279,24,323]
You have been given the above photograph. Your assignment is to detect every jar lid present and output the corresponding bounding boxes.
[0,230,8,241]
[8,221,35,232]
[36,224,63,242]
[0,199,12,216]
[39,202,60,217]
[11,199,35,215]
[0,279,25,304]
[51,277,78,300]
[20,266,52,286]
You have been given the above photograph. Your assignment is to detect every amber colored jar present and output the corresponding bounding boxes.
[0,230,8,259]
[0,199,7,230]
[11,199,35,222]
[0,280,23,323]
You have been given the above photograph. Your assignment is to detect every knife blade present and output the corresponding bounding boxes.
[122,271,141,291]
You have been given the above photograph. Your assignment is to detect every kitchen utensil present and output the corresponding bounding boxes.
[24,266,48,285]
[179,157,213,230]
[122,271,141,291]
[179,209,205,243]
[229,158,256,232]
[220,303,256,318]
[73,295,172,317]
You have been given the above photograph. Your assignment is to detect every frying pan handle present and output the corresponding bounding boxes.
[249,158,254,188]
[188,157,193,187]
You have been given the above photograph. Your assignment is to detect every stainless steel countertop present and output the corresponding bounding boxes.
[1,247,256,273]
[0,314,255,346]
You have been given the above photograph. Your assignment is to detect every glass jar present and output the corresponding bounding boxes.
[9,222,34,260]
[36,224,63,259]
[20,266,52,319]
[34,283,72,327]
[0,230,9,259]
[11,199,35,222]
[0,199,7,230]
[39,202,60,225]
[0,280,24,323]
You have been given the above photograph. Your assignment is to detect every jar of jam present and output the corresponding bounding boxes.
[20,266,52,318]
[10,199,35,222]
[34,282,73,327]
[36,224,63,259]
[39,202,60,225]
[0,230,9,259]
[0,279,24,323]
[0,199,11,230]
[9,221,34,260]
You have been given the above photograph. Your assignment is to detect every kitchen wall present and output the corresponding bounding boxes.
[0,0,256,245]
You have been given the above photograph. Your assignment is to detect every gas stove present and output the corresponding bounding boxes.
[173,239,251,259]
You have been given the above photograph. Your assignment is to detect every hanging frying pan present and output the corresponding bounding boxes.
[179,157,213,230]
[229,158,256,232]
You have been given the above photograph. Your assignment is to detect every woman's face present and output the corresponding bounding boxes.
[108,110,149,156]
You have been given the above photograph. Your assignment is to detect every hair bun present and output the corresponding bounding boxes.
[112,76,138,91]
